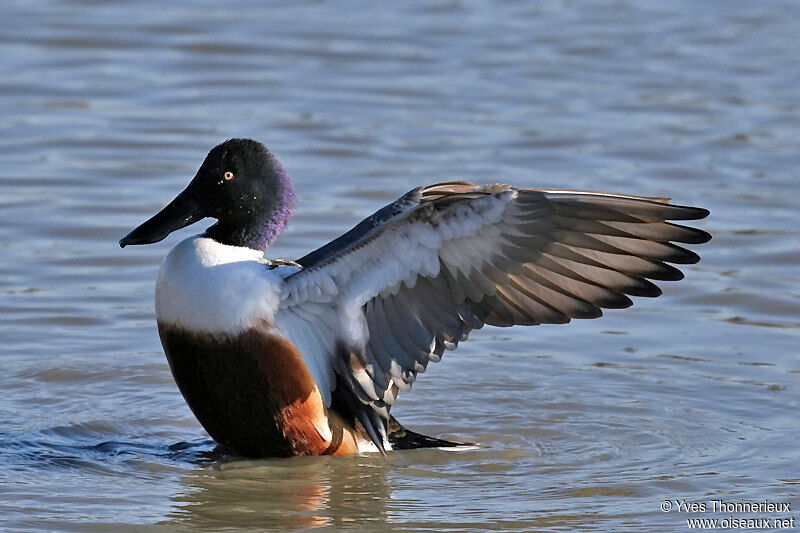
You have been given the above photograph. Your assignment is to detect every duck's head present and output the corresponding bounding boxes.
[120,138,295,251]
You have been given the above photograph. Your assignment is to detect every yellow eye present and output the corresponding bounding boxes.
[224,171,234,180]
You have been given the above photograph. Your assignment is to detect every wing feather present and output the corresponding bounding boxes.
[275,183,710,450]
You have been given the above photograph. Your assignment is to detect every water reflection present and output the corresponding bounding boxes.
[167,454,394,530]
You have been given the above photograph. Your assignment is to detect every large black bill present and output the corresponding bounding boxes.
[119,189,204,248]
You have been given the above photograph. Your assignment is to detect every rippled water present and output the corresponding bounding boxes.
[1,0,799,530]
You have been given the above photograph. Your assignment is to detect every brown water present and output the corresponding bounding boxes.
[1,1,799,531]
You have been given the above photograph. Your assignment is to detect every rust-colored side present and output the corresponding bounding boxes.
[158,319,360,457]
[254,333,360,456]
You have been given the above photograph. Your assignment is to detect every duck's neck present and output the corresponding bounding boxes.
[205,163,296,251]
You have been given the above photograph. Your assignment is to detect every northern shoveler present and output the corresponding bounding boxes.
[120,138,711,457]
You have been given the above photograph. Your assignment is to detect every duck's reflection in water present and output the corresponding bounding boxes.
[163,446,394,530]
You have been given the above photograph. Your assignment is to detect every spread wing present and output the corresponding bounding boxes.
[274,182,711,451]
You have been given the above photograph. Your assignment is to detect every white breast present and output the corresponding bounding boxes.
[155,236,285,334]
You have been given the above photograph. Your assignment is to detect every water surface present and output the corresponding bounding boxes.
[1,0,799,530]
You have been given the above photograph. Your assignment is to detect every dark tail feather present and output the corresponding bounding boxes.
[387,417,473,450]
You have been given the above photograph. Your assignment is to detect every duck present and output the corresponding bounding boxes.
[120,138,711,458]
